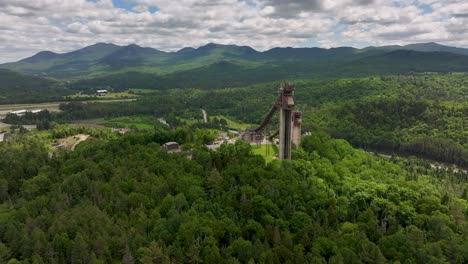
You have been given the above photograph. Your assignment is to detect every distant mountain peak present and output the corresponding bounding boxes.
[3,41,468,80]
[89,42,120,47]
[19,50,59,63]
[37,50,58,55]
[197,43,256,50]
[362,42,468,56]
[177,47,196,53]
[125,43,142,48]
[195,43,224,51]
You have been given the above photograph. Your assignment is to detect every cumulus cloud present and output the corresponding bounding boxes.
[0,0,467,63]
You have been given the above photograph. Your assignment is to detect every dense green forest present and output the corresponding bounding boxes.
[0,128,467,263]
[70,49,468,91]
[2,65,466,263]
[1,42,468,96]
[0,69,71,104]
[2,42,468,88]
[301,75,468,167]
[7,73,466,167]
[1,24,468,264]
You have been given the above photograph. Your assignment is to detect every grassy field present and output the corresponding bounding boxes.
[0,99,138,118]
[0,102,62,118]
[0,102,62,111]
[251,144,278,163]
[70,118,107,129]
[177,114,253,130]
[128,88,158,94]
[68,91,139,99]
[99,116,161,130]
[211,115,254,130]
[71,116,158,130]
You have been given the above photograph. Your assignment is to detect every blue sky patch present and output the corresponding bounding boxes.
[112,0,137,12]
[238,0,256,7]
[419,4,433,14]
[149,6,160,14]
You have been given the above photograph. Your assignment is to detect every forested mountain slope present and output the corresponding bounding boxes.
[0,69,71,103]
[2,42,468,89]
[36,74,466,167]
[0,130,466,263]
[365,42,468,56]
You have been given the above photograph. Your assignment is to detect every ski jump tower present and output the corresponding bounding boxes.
[244,83,301,160]
[278,83,301,160]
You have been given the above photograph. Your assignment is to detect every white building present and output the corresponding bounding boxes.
[8,109,44,116]
[10,110,27,116]
[96,89,109,96]
[163,142,181,152]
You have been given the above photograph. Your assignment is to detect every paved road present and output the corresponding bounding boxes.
[71,134,90,150]
[368,151,467,174]
[158,118,169,127]
[201,109,207,123]
[0,99,137,119]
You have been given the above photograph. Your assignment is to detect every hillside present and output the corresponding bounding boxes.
[71,51,468,91]
[2,42,468,89]
[37,74,467,167]
[366,42,468,56]
[0,69,70,103]
[0,127,466,263]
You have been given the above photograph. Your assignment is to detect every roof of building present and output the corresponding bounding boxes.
[10,110,27,114]
[163,141,179,146]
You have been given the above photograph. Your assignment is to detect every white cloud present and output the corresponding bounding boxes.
[0,0,467,63]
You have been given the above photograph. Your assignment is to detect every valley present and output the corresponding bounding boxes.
[3,0,468,261]
[0,42,467,264]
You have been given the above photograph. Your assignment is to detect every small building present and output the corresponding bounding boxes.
[111,128,130,134]
[8,109,44,116]
[163,142,181,152]
[22,125,37,130]
[10,110,28,116]
[240,131,256,143]
[0,133,5,143]
[96,89,109,96]
[205,143,221,150]
[220,133,229,141]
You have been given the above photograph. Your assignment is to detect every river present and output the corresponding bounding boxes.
[367,150,467,174]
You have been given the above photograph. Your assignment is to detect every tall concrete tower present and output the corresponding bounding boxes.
[291,111,302,147]
[246,82,301,160]
[278,83,295,160]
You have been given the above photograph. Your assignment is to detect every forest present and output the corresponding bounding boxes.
[2,6,468,264]
[6,73,467,167]
[1,72,466,263]
[0,69,71,104]
[0,126,467,263]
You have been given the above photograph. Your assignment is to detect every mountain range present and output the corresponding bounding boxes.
[1,42,468,92]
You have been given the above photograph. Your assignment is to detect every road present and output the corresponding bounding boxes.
[0,99,138,119]
[0,121,9,128]
[0,102,62,119]
[158,118,169,127]
[201,109,208,123]
[368,151,467,174]
[71,134,90,150]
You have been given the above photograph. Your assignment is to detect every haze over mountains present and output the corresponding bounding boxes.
[1,42,468,91]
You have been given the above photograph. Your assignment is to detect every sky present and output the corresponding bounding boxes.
[1,0,468,63]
